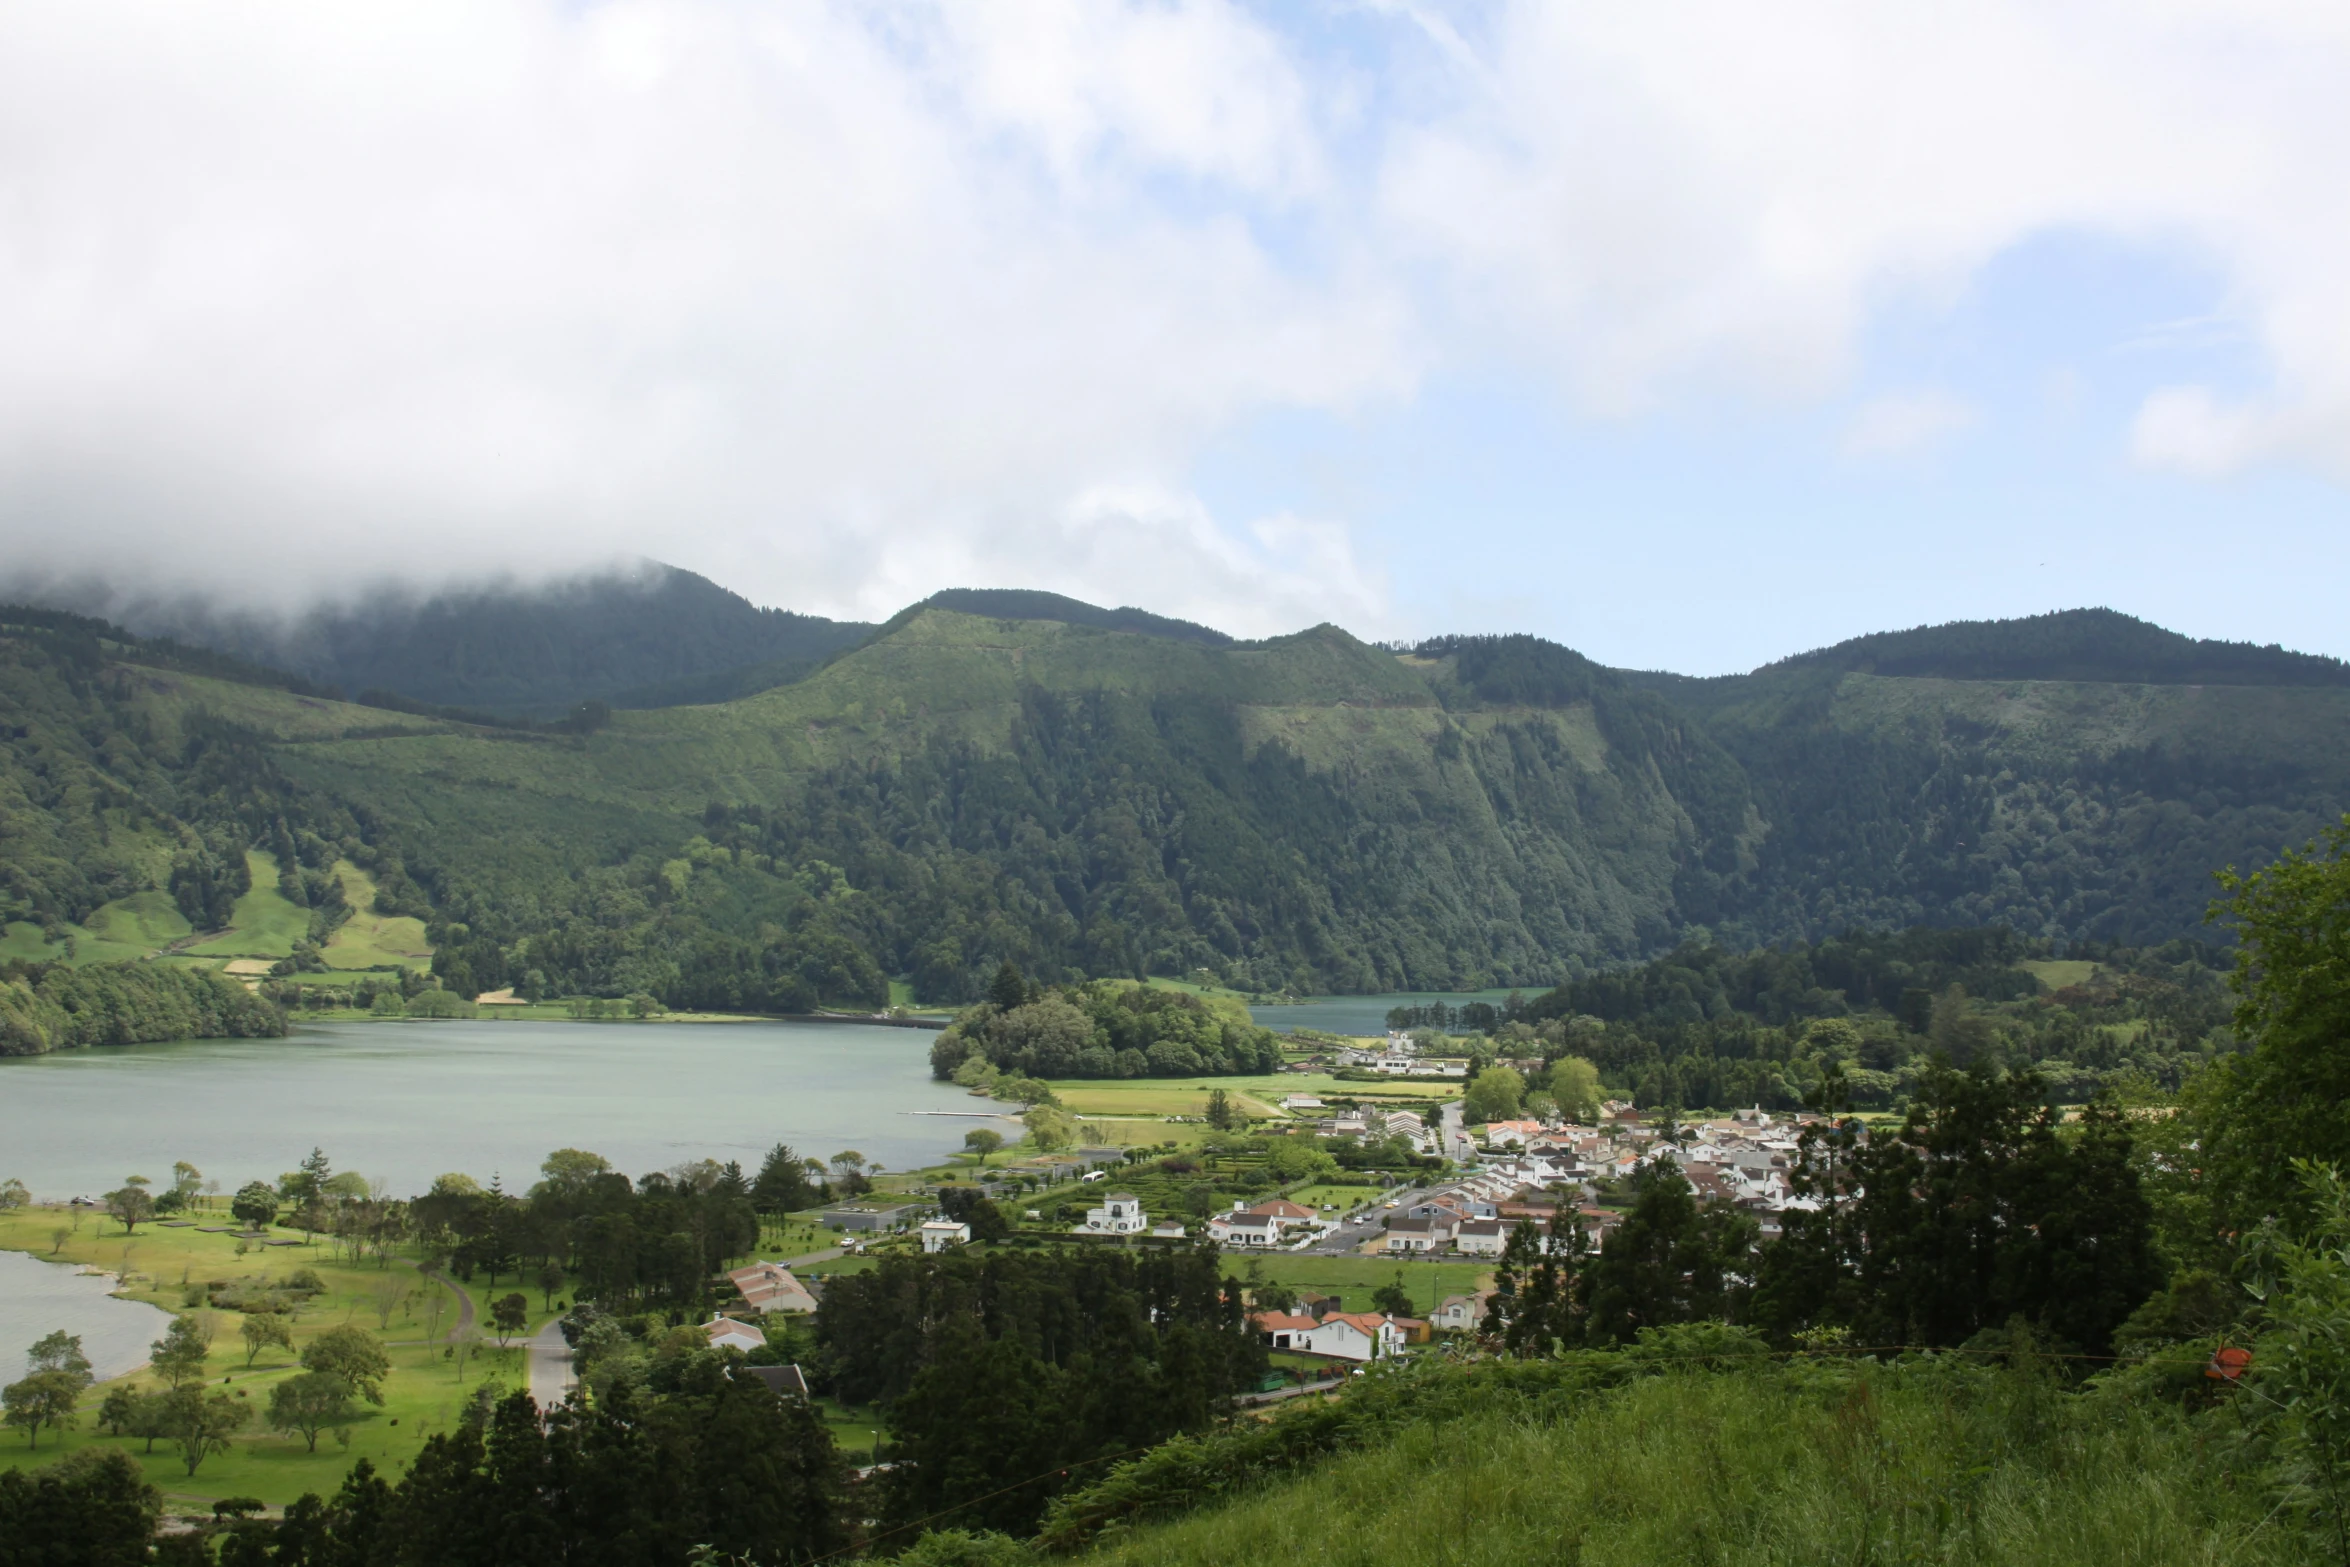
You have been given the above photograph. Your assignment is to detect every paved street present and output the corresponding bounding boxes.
[527,1316,575,1409]
[1301,1184,1429,1254]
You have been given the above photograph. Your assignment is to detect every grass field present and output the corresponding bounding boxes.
[320,862,433,971]
[0,919,152,965]
[85,892,195,953]
[1279,1184,1384,1218]
[182,853,315,960]
[2021,958,2101,991]
[1085,1362,2293,1567]
[0,863,429,972]
[0,1205,558,1514]
[812,1394,884,1461]
[1047,1073,1455,1122]
[1241,1256,1488,1316]
[1132,979,1256,1025]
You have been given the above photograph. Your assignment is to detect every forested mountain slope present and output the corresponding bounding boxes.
[10,562,872,717]
[266,607,1745,997]
[1615,610,2350,946]
[0,597,2342,1006]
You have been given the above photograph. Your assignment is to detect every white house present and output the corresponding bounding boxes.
[1252,1310,1319,1349]
[1305,1312,1406,1361]
[1077,1191,1147,1235]
[1209,1210,1279,1247]
[1210,1197,1320,1248]
[1452,1218,1508,1256]
[920,1218,972,1253]
[1382,1215,1455,1253]
[704,1316,767,1353]
[1251,1309,1406,1362]
[1431,1292,1493,1333]
[1150,1218,1189,1239]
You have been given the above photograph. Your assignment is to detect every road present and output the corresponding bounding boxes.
[1302,1184,1431,1255]
[384,1260,476,1345]
[778,1245,845,1268]
[527,1316,575,1409]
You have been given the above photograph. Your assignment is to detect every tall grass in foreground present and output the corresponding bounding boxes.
[1088,1364,2296,1567]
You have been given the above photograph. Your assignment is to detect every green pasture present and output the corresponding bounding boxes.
[0,858,435,972]
[2020,958,2101,991]
[182,853,314,959]
[812,1395,883,1462]
[1046,1072,1453,1122]
[322,862,432,971]
[1239,1256,1489,1317]
[85,892,195,953]
[0,919,145,965]
[1133,978,1255,1025]
[0,1205,561,1513]
[754,1218,839,1260]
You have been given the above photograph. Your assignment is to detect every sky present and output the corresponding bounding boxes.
[1,2,2347,675]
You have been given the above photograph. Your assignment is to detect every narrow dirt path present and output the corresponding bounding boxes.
[381,1258,475,1344]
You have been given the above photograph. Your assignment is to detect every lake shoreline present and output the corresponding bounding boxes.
[0,1018,986,1199]
[0,1246,176,1383]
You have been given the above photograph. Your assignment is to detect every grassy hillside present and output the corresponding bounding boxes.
[181,854,312,959]
[232,610,1745,995]
[1075,1359,2287,1567]
[2,596,2345,1010]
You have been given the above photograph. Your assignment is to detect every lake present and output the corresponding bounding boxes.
[0,1018,1014,1202]
[0,1248,175,1383]
[1247,989,1533,1038]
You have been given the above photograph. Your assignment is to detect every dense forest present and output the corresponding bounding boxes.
[0,961,283,1056]
[928,975,1288,1083]
[1485,925,2236,1110]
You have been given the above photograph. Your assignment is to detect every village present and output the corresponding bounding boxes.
[698,1032,1828,1382]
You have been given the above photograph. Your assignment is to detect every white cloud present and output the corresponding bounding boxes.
[1379,1,2350,474]
[1843,390,1977,458]
[3,0,2350,637]
[2129,385,2283,476]
[0,1,1407,626]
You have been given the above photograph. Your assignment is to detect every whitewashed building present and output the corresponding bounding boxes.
[920,1218,972,1253]
[1077,1191,1147,1235]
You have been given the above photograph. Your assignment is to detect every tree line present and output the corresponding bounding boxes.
[0,961,284,1056]
[927,967,1286,1083]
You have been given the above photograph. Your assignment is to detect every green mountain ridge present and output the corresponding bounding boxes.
[1,594,2343,1005]
[8,562,875,717]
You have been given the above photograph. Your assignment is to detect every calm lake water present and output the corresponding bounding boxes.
[1247,989,1533,1037]
[0,1019,1011,1202]
[0,1249,175,1383]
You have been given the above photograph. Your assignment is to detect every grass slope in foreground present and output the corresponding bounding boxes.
[1078,1355,2289,1567]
